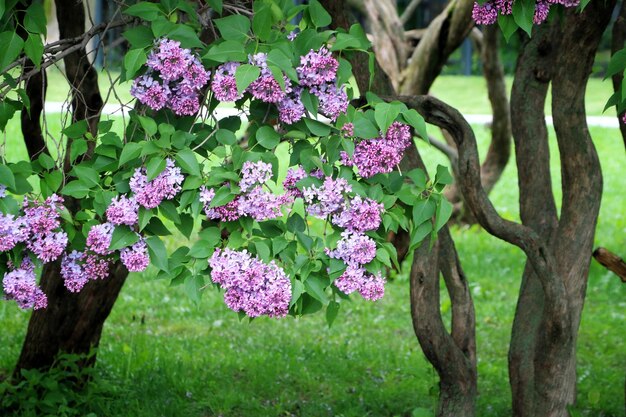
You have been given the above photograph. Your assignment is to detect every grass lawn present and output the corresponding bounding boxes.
[0,77,625,417]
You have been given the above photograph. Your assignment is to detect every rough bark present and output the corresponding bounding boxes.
[508,22,560,417]
[445,24,511,223]
[611,0,626,150]
[399,0,474,95]
[593,248,626,282]
[15,0,128,372]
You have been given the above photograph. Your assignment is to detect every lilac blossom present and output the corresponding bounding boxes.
[239,161,273,192]
[332,196,384,233]
[86,223,114,255]
[278,88,306,125]
[297,47,339,87]
[471,1,498,25]
[2,259,47,310]
[147,39,193,81]
[200,186,241,222]
[0,184,6,198]
[84,254,110,280]
[106,195,139,226]
[311,83,348,121]
[302,177,352,218]
[209,248,292,318]
[0,214,28,252]
[247,53,289,103]
[61,251,89,293]
[211,62,242,102]
[120,239,150,272]
[357,272,385,301]
[28,231,68,263]
[129,158,184,209]
[283,166,307,198]
[22,195,64,236]
[327,231,377,266]
[131,75,171,111]
[341,121,411,178]
[533,0,550,24]
[238,187,292,221]
[341,122,354,137]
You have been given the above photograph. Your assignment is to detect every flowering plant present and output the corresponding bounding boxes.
[0,0,452,324]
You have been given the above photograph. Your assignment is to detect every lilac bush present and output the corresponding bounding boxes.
[1,0,451,324]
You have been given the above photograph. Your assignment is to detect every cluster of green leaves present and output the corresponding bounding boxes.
[0,352,99,417]
[0,0,453,323]
[0,0,47,129]
[603,48,626,117]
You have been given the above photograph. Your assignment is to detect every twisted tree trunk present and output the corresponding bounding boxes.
[15,0,128,372]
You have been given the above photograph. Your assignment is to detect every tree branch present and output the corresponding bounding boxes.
[593,248,626,282]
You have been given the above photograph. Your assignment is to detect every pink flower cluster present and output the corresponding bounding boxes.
[326,232,385,301]
[200,161,292,222]
[1,195,69,309]
[209,248,292,318]
[129,158,184,209]
[341,121,412,178]
[131,39,210,115]
[59,158,185,294]
[472,0,579,25]
[210,47,348,125]
[2,259,47,310]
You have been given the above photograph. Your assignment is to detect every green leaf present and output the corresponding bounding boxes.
[118,142,142,167]
[24,3,47,35]
[38,153,55,170]
[235,64,261,94]
[204,40,247,63]
[159,200,180,224]
[253,240,271,262]
[61,180,90,198]
[73,166,99,188]
[412,199,436,225]
[69,139,88,163]
[0,164,16,189]
[216,129,237,145]
[0,31,24,71]
[290,279,305,307]
[409,221,432,251]
[301,90,319,115]
[146,157,166,181]
[215,14,250,42]
[62,120,88,138]
[208,0,223,14]
[24,34,44,68]
[124,2,163,21]
[168,25,203,48]
[175,149,200,176]
[434,198,452,232]
[253,5,272,41]
[188,239,214,258]
[402,109,427,141]
[138,115,157,136]
[185,274,204,304]
[497,14,518,43]
[435,165,453,185]
[209,185,236,208]
[330,33,361,51]
[0,100,19,131]
[606,48,626,79]
[109,226,140,251]
[308,0,331,27]
[255,125,280,149]
[353,117,378,139]
[304,275,329,303]
[407,168,427,189]
[303,118,330,136]
[146,236,168,271]
[512,0,534,37]
[124,48,147,79]
[375,102,401,134]
[326,301,340,327]
[123,26,155,49]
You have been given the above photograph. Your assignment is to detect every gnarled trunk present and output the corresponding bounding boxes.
[15,0,128,372]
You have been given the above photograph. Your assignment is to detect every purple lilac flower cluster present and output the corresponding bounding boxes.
[472,0,579,25]
[302,177,352,219]
[59,159,186,294]
[209,248,292,318]
[326,232,385,301]
[129,158,184,209]
[1,196,69,309]
[341,121,412,178]
[131,39,210,116]
[2,258,47,310]
[200,161,292,222]
[332,196,384,233]
[210,47,347,125]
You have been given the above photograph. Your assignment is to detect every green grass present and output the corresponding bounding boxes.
[430,75,617,117]
[1,86,626,417]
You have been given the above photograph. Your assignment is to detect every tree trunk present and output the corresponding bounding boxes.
[15,0,128,372]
